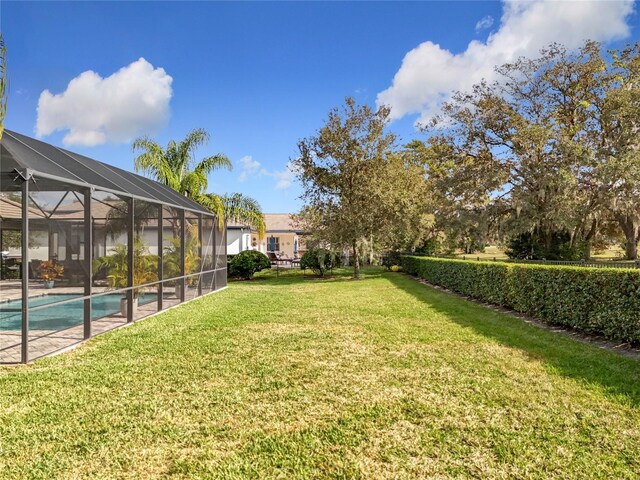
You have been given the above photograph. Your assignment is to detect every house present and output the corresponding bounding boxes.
[228,213,306,258]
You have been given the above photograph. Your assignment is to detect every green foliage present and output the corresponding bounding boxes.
[381,251,402,270]
[93,238,158,297]
[402,255,640,344]
[294,97,429,278]
[414,237,444,256]
[412,41,640,260]
[221,193,266,238]
[1,229,41,250]
[229,250,271,279]
[299,248,341,276]
[163,230,201,281]
[506,231,585,260]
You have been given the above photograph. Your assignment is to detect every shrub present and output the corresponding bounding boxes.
[390,265,401,272]
[300,248,340,276]
[401,255,640,344]
[414,237,442,256]
[506,231,585,260]
[382,251,402,270]
[229,250,271,279]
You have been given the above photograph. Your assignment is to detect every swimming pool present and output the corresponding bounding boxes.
[0,293,157,331]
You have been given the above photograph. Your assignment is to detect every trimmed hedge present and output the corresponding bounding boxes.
[401,255,640,344]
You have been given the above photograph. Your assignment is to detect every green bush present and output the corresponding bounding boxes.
[506,231,585,260]
[401,255,640,344]
[300,248,340,276]
[229,250,271,279]
[382,251,402,270]
[414,237,442,256]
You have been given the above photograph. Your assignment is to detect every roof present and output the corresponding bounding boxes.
[0,130,211,215]
[228,213,303,233]
[0,196,44,220]
[264,213,302,232]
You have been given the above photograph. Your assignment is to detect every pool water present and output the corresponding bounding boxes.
[0,293,157,331]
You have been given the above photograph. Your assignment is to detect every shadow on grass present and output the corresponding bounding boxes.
[236,267,385,287]
[385,272,640,408]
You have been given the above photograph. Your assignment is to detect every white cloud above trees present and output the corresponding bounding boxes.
[238,155,261,181]
[36,58,173,147]
[266,161,297,190]
[238,155,297,190]
[377,0,635,125]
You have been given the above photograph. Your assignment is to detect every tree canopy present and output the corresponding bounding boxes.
[296,41,640,262]
[294,97,431,278]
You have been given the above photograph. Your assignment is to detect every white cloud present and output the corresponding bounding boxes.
[36,58,173,147]
[238,155,261,181]
[237,156,297,190]
[263,161,298,190]
[377,0,635,125]
[475,15,494,33]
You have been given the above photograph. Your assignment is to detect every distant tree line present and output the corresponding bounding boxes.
[295,40,640,278]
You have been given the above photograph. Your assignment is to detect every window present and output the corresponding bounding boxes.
[267,236,280,252]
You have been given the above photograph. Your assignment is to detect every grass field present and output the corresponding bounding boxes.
[1,268,639,479]
[453,245,626,261]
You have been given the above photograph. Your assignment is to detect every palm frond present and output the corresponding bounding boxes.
[195,154,232,176]
[178,128,210,168]
[181,170,209,198]
[199,193,226,228]
[222,193,266,238]
[132,137,170,176]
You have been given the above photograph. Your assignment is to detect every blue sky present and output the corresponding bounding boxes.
[3,1,638,212]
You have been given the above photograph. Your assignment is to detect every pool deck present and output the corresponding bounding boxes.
[0,282,188,363]
[0,280,112,302]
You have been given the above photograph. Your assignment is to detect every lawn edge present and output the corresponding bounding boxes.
[402,273,640,361]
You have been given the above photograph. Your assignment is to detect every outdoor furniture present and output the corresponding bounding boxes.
[277,252,294,267]
[267,251,280,267]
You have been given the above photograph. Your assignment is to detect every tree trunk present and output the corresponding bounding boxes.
[352,239,361,279]
[616,213,639,260]
[582,218,598,261]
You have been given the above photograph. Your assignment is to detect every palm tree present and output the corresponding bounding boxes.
[218,193,265,236]
[132,129,265,236]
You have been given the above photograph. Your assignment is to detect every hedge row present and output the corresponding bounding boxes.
[401,255,640,344]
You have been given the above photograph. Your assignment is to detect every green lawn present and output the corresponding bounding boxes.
[1,268,639,479]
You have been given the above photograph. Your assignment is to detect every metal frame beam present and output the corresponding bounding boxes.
[126,197,134,322]
[157,206,164,311]
[20,171,31,364]
[83,188,92,338]
[179,209,186,302]
[212,220,217,291]
[198,213,203,297]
